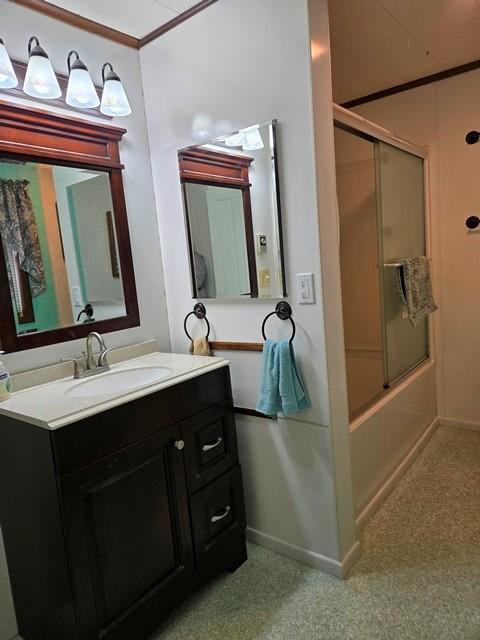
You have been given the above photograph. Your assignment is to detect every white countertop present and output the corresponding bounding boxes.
[0,351,229,430]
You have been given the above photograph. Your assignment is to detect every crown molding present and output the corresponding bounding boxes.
[342,58,480,109]
[138,0,218,47]
[9,0,218,50]
[11,0,140,48]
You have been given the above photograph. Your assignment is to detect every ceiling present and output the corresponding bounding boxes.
[44,0,201,39]
[329,0,480,104]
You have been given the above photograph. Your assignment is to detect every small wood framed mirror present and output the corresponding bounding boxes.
[178,120,287,300]
[0,101,140,353]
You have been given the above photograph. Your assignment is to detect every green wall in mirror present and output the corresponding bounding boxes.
[0,159,126,338]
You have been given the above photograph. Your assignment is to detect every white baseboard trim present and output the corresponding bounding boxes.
[340,539,362,578]
[355,416,440,532]
[246,527,361,579]
[439,417,480,432]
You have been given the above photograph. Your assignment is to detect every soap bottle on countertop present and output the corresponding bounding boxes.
[0,352,11,401]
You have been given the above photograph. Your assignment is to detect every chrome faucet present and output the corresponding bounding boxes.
[62,332,112,380]
[86,332,107,370]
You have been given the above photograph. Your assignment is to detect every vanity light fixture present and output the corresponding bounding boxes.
[0,38,18,89]
[66,50,99,109]
[225,132,245,147]
[23,36,61,100]
[0,37,131,117]
[100,62,131,117]
[225,125,264,151]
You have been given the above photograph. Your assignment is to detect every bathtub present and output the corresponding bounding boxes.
[349,360,438,529]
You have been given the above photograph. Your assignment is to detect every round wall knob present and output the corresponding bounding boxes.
[173,440,185,450]
[466,131,480,145]
[466,216,480,230]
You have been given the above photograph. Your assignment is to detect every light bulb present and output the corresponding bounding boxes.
[66,51,99,109]
[100,62,131,117]
[23,36,61,100]
[0,39,18,89]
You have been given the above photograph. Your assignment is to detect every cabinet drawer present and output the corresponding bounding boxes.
[182,401,238,494]
[52,367,232,476]
[190,466,247,579]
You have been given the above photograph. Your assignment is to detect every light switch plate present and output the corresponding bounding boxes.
[72,286,82,306]
[297,273,315,304]
[256,234,267,254]
[259,268,271,288]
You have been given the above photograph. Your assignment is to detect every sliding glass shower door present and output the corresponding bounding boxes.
[334,125,430,417]
[376,142,429,386]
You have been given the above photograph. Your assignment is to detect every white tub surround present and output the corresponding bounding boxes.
[350,362,437,523]
[0,349,228,430]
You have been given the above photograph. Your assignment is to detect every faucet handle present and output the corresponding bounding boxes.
[98,347,113,368]
[61,357,85,379]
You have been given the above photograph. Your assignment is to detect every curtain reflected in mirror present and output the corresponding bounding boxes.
[0,159,125,336]
[178,120,286,300]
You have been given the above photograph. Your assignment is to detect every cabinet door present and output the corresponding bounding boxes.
[59,424,194,640]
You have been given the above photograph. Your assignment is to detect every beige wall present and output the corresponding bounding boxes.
[337,159,382,352]
[37,165,74,328]
[334,129,384,415]
[345,350,384,417]
[354,70,480,427]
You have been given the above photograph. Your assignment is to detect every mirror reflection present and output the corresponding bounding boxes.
[179,120,286,299]
[0,159,125,335]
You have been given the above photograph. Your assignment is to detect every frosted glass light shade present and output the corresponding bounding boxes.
[242,125,264,151]
[24,55,61,99]
[0,41,18,89]
[66,67,99,108]
[100,78,131,116]
[225,132,245,147]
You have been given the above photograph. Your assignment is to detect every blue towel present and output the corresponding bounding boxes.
[256,339,311,417]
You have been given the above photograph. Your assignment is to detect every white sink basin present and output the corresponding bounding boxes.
[67,366,171,398]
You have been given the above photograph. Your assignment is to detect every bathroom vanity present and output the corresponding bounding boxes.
[0,351,247,640]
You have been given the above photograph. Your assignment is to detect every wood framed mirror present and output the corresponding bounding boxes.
[0,101,140,353]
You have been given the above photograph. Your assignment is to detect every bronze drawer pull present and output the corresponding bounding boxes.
[211,506,231,523]
[202,436,223,452]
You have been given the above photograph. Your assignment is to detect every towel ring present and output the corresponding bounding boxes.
[261,302,296,344]
[184,303,211,341]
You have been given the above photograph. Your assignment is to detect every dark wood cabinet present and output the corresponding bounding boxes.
[0,366,247,640]
[60,423,195,640]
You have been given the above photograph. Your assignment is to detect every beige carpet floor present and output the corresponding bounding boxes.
[151,426,480,639]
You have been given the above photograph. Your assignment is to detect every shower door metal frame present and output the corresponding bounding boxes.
[333,103,436,411]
